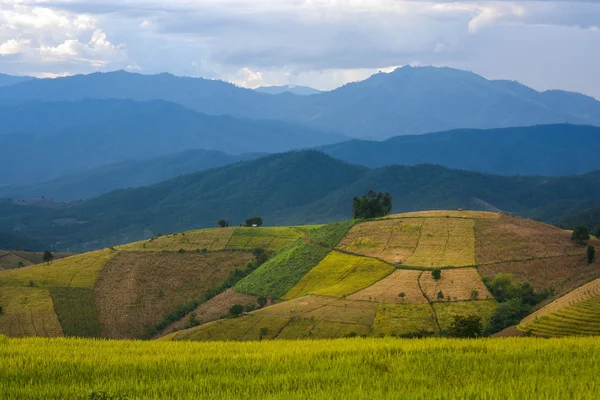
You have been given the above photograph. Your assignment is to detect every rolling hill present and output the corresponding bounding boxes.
[1,67,599,139]
[0,73,34,87]
[0,250,74,271]
[255,85,321,95]
[3,151,600,251]
[0,99,345,185]
[322,124,600,176]
[1,210,597,341]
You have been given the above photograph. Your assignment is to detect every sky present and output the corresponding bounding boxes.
[1,0,599,98]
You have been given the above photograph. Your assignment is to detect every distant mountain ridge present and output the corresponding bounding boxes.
[1,66,599,139]
[0,99,346,185]
[255,85,322,95]
[4,151,600,252]
[321,124,600,176]
[0,73,34,87]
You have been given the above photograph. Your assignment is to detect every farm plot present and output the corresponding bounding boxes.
[370,303,438,336]
[386,210,499,220]
[0,250,115,288]
[0,286,63,337]
[283,251,394,299]
[475,215,586,264]
[225,227,303,252]
[419,268,492,302]
[337,219,422,263]
[403,218,476,267]
[94,251,253,339]
[119,228,234,252]
[348,270,427,303]
[433,300,498,331]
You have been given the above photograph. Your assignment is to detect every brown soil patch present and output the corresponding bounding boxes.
[347,269,427,303]
[419,268,493,302]
[337,219,422,264]
[478,254,600,298]
[94,251,253,339]
[159,288,258,336]
[475,215,585,264]
[492,326,526,337]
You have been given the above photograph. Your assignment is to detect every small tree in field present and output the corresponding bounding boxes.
[432,268,441,280]
[244,217,263,227]
[447,315,482,338]
[218,219,229,228]
[571,227,590,243]
[42,250,53,265]
[229,304,244,316]
[437,290,444,300]
[588,245,596,264]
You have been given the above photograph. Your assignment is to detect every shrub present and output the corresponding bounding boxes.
[28,280,35,287]
[259,327,268,337]
[485,298,531,335]
[201,248,208,254]
[447,315,482,338]
[437,290,444,300]
[0,305,3,315]
[588,245,596,264]
[352,190,392,219]
[43,250,53,265]
[257,296,268,308]
[471,290,479,299]
[432,268,441,280]
[571,227,590,243]
[229,304,244,316]
[218,219,229,228]
[244,303,256,313]
[398,292,406,299]
[178,248,185,254]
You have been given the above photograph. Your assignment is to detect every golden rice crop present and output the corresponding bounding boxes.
[3,336,597,399]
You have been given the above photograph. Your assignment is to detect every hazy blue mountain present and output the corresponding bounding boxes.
[0,149,261,201]
[0,73,34,87]
[0,99,346,185]
[255,85,322,95]
[3,151,600,251]
[1,67,599,139]
[321,124,600,176]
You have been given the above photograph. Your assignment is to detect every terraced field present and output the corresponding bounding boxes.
[0,250,75,270]
[283,251,394,299]
[419,268,493,302]
[519,278,600,336]
[225,227,304,251]
[119,228,235,252]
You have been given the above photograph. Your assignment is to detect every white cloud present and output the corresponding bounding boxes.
[0,38,31,55]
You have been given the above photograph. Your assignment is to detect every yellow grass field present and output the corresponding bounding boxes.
[119,228,235,252]
[3,337,600,400]
[337,219,422,263]
[283,251,394,299]
[0,286,63,337]
[403,218,475,267]
[419,268,493,301]
[347,269,427,303]
[0,250,115,288]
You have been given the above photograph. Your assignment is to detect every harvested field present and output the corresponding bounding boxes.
[347,269,427,303]
[478,254,600,298]
[0,251,75,271]
[119,228,235,252]
[283,251,394,299]
[160,288,258,336]
[225,227,304,252]
[302,299,379,326]
[419,268,493,302]
[433,300,498,331]
[337,219,422,263]
[172,314,291,341]
[0,250,115,288]
[475,215,588,264]
[94,251,253,339]
[404,218,475,267]
[276,318,370,339]
[370,303,438,336]
[0,286,63,337]
[386,210,499,219]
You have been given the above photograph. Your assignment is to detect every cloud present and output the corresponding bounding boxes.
[0,39,31,55]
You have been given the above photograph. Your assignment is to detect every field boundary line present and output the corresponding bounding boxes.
[417,271,441,332]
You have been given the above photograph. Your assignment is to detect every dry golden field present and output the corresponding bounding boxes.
[347,269,427,303]
[418,268,493,302]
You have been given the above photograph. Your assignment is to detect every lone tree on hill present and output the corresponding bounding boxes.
[42,250,53,265]
[588,245,596,264]
[571,226,590,243]
[218,219,229,228]
[432,268,441,280]
[245,216,263,227]
[352,190,392,219]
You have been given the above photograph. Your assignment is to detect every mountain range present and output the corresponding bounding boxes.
[1,66,599,140]
[254,85,321,95]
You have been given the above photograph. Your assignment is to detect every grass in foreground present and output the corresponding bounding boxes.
[1,336,600,400]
